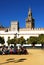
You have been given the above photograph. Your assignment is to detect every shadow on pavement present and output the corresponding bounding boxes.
[0,58,26,65]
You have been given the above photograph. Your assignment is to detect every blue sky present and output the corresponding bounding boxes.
[0,0,44,28]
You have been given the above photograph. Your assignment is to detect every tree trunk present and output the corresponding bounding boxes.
[42,44,43,48]
[33,44,35,48]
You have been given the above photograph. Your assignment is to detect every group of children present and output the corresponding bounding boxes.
[0,45,28,55]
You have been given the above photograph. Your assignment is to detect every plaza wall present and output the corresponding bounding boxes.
[0,30,44,46]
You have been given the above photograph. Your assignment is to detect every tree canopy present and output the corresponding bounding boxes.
[38,34,44,44]
[27,36,38,44]
[0,37,5,45]
[17,36,26,45]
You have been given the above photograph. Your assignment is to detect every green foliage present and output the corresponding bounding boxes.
[38,34,44,44]
[7,34,44,47]
[7,39,11,45]
[18,36,26,45]
[14,37,19,44]
[7,39,15,45]
[0,37,5,44]
[27,36,38,44]
[7,37,19,46]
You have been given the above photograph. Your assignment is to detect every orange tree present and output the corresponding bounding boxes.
[0,37,5,45]
[38,34,44,48]
[7,37,19,46]
[27,36,38,47]
[18,36,26,45]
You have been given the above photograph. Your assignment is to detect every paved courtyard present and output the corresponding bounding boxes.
[0,49,44,65]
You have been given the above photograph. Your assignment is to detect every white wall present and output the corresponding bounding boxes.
[0,30,44,45]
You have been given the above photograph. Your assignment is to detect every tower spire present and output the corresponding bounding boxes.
[28,8,32,16]
[26,8,34,29]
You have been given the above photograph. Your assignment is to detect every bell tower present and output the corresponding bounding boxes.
[26,8,34,29]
